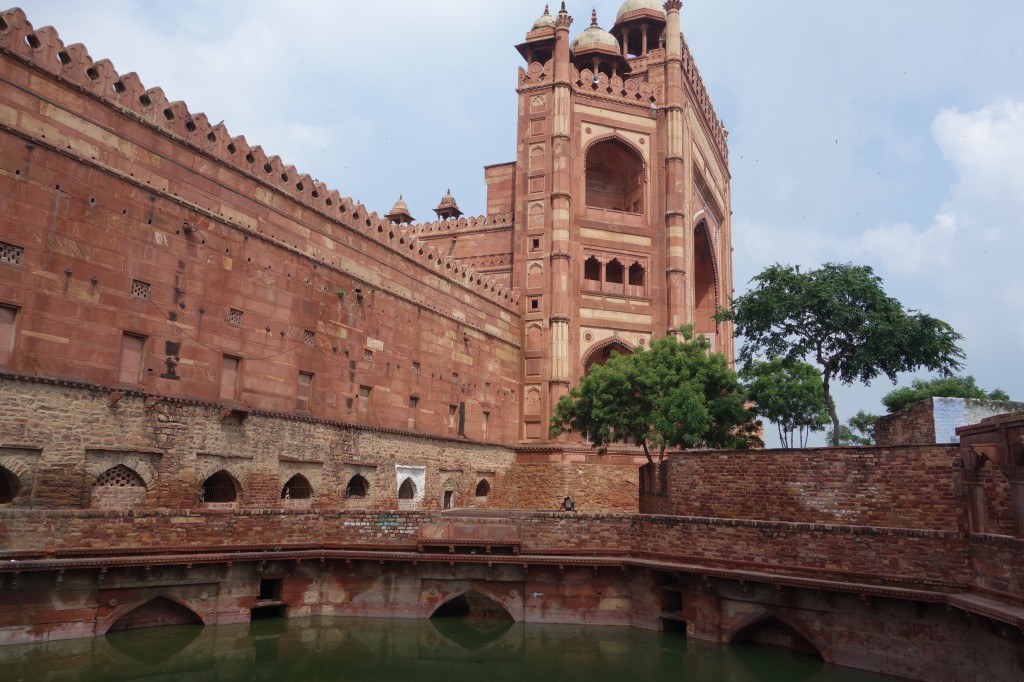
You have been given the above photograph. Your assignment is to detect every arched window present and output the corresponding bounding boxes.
[91,464,146,509]
[0,466,18,504]
[605,259,624,284]
[95,464,145,488]
[398,478,416,500]
[584,256,601,283]
[585,139,645,213]
[475,480,490,497]
[345,474,368,499]
[628,261,645,287]
[281,474,312,500]
[200,470,237,503]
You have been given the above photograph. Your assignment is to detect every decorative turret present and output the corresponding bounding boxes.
[611,0,666,58]
[533,4,556,30]
[433,189,463,220]
[516,4,558,63]
[384,195,414,224]
[569,9,629,78]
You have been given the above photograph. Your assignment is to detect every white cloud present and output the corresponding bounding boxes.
[933,102,1024,204]
[853,212,957,276]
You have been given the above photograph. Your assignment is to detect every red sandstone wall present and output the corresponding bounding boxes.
[641,446,960,530]
[0,11,519,442]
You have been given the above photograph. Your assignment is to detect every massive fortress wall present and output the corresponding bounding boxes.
[0,8,521,442]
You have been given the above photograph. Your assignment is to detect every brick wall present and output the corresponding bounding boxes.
[640,446,960,530]
[874,400,936,446]
[0,378,519,511]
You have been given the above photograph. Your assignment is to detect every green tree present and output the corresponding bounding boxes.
[716,262,964,445]
[549,330,759,465]
[741,359,830,448]
[882,375,1011,413]
[826,410,879,445]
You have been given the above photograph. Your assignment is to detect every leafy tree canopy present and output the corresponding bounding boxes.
[826,410,879,445]
[881,375,1011,413]
[550,329,760,465]
[716,262,964,445]
[741,359,830,448]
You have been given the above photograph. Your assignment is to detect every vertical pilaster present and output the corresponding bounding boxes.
[663,1,687,335]
[548,5,573,408]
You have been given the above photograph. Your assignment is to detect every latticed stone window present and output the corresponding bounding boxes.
[303,330,315,346]
[94,464,145,487]
[0,241,23,265]
[228,308,243,325]
[412,362,420,375]
[131,279,150,299]
[363,349,373,361]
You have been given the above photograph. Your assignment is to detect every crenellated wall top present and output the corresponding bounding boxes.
[0,7,520,310]
[408,212,514,236]
[680,35,729,164]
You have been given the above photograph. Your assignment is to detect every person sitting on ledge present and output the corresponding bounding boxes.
[560,496,576,512]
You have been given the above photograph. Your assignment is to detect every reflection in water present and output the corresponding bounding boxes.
[105,623,203,665]
[0,617,903,682]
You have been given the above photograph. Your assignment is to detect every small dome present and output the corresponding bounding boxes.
[439,189,456,206]
[570,10,620,54]
[615,0,666,23]
[390,195,410,213]
[532,4,555,30]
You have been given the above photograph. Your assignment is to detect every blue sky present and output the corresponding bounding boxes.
[15,1,1024,443]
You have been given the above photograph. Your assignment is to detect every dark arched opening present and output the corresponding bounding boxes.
[583,340,633,375]
[281,474,311,500]
[475,479,490,497]
[585,138,645,213]
[584,256,602,283]
[0,466,19,504]
[605,258,624,284]
[398,477,415,500]
[345,474,368,499]
[731,615,823,658]
[432,590,513,622]
[628,261,645,287]
[107,596,203,633]
[200,470,237,503]
[693,222,717,339]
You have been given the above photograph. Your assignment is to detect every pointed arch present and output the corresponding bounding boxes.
[345,474,369,499]
[85,455,156,490]
[94,464,145,488]
[582,337,634,375]
[583,136,647,213]
[398,477,416,500]
[475,479,491,497]
[724,609,830,661]
[693,219,719,339]
[91,464,147,509]
[102,595,205,634]
[428,586,518,622]
[281,473,312,500]
[200,469,238,503]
